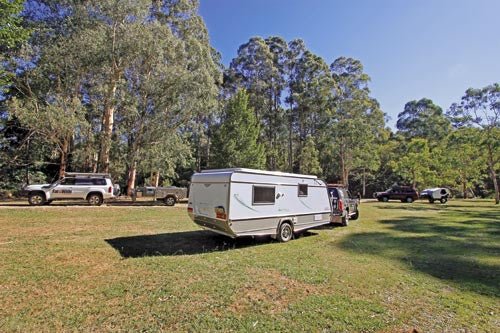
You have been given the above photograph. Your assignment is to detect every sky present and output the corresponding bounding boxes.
[199,0,500,128]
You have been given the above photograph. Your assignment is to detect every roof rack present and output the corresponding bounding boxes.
[64,172,111,178]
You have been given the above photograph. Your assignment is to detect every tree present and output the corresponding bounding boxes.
[288,49,332,170]
[390,138,436,188]
[397,98,451,142]
[298,136,322,176]
[0,0,30,90]
[448,84,500,204]
[225,36,287,170]
[211,90,265,169]
[324,57,386,186]
[442,128,485,198]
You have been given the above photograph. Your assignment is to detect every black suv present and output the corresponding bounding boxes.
[327,185,359,226]
[374,186,419,203]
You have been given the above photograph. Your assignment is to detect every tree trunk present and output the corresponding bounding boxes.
[99,102,115,173]
[362,168,366,198]
[152,170,160,187]
[487,145,499,204]
[126,161,137,196]
[462,181,467,199]
[98,62,120,173]
[489,163,499,205]
[288,109,293,172]
[58,138,70,178]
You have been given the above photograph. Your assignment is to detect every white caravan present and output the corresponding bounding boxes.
[187,168,332,242]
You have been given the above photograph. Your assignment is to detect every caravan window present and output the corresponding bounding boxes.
[298,184,308,197]
[253,186,275,205]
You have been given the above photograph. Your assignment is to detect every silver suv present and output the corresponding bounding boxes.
[327,185,360,226]
[23,172,117,206]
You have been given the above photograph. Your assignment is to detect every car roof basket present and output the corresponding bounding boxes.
[64,172,111,178]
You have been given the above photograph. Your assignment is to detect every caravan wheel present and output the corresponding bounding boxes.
[277,222,293,242]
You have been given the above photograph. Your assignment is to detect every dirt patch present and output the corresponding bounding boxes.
[229,268,321,315]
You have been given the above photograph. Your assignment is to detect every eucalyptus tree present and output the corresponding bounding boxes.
[325,57,385,186]
[0,0,30,90]
[284,38,306,170]
[390,138,436,188]
[8,9,91,178]
[397,98,451,142]
[225,36,287,170]
[448,84,500,204]
[288,50,332,166]
[442,128,485,198]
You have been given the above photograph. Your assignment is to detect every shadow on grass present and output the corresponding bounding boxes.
[106,230,317,258]
[340,207,500,296]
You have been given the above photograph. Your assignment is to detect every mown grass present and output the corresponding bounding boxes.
[0,200,498,332]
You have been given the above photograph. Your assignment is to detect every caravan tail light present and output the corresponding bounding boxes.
[338,199,344,211]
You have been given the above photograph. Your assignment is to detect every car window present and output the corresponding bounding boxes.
[60,178,75,185]
[75,178,93,186]
[328,188,339,198]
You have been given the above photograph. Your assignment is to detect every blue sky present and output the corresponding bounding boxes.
[199,0,500,128]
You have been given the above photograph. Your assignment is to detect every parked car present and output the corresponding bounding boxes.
[327,184,359,226]
[155,186,188,206]
[22,172,117,206]
[374,186,418,203]
[420,188,451,203]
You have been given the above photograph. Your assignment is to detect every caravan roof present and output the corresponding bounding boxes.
[200,168,318,179]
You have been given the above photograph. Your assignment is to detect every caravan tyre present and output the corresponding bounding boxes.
[277,222,293,242]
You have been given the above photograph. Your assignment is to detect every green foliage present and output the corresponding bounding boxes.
[298,136,322,175]
[211,90,265,169]
[390,138,436,188]
[0,0,30,89]
[441,128,485,197]
[323,57,385,185]
[397,98,451,142]
[448,83,500,203]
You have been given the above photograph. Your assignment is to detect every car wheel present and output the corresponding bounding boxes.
[440,197,448,204]
[428,198,434,203]
[88,194,103,206]
[164,196,176,206]
[28,192,45,206]
[382,196,389,202]
[406,197,414,203]
[277,222,293,242]
[350,210,359,221]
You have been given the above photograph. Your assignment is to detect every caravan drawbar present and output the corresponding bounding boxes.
[187,168,332,241]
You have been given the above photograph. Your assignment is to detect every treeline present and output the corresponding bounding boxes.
[0,0,499,203]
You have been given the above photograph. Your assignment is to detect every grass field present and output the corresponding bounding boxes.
[0,200,498,332]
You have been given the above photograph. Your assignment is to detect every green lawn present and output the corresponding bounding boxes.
[0,200,498,332]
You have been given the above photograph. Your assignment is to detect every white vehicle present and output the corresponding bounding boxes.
[23,172,117,206]
[419,188,451,203]
[187,168,332,242]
